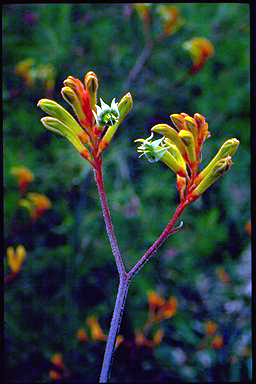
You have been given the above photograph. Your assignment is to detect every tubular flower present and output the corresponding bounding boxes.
[183,37,214,74]
[38,71,133,167]
[156,5,184,36]
[133,4,151,26]
[205,321,217,336]
[86,316,107,342]
[16,58,56,95]
[49,353,65,381]
[136,113,239,203]
[76,328,88,342]
[212,335,224,349]
[147,291,177,323]
[135,328,165,348]
[7,245,26,274]
[11,166,34,195]
[19,192,52,221]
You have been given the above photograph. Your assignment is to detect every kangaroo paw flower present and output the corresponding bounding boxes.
[38,71,133,167]
[136,112,239,204]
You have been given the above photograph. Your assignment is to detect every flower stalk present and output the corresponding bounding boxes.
[37,70,239,383]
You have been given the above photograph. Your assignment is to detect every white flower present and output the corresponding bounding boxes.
[135,133,170,163]
[93,98,119,127]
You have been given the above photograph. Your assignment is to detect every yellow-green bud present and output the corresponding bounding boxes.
[179,129,196,164]
[41,117,85,153]
[196,138,239,184]
[191,156,233,197]
[164,138,187,177]
[117,92,133,125]
[61,86,86,121]
[37,99,84,135]
[160,150,187,177]
[151,124,188,158]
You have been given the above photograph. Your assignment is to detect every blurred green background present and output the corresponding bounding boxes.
[3,4,251,383]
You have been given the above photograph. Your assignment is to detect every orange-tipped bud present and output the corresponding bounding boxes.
[170,114,186,131]
[85,71,98,110]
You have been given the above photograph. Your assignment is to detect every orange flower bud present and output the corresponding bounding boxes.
[212,335,224,349]
[76,328,88,342]
[11,166,34,195]
[205,321,217,335]
[86,316,107,341]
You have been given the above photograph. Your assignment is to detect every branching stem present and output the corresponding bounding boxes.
[95,158,190,381]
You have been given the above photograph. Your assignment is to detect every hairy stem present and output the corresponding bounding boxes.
[94,163,126,277]
[127,200,188,281]
[95,160,189,382]
[99,276,129,383]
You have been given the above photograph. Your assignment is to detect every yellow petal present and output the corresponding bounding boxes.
[151,123,188,159]
[178,129,196,164]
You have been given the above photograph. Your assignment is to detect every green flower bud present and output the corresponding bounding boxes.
[195,138,239,185]
[117,92,133,125]
[191,156,233,197]
[41,117,85,153]
[37,99,84,136]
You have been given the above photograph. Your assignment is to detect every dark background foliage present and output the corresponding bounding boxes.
[3,4,251,383]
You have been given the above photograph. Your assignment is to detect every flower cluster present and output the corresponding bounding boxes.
[156,5,184,36]
[183,38,214,74]
[15,58,56,95]
[19,192,52,221]
[11,166,34,195]
[134,291,177,348]
[49,353,69,381]
[38,71,133,167]
[198,320,224,351]
[76,315,124,349]
[136,112,239,203]
[133,4,183,38]
[147,291,177,322]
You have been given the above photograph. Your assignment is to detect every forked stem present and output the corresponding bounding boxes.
[95,159,190,382]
